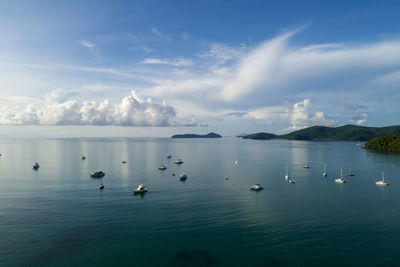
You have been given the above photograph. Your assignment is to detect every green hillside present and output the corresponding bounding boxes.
[242,132,277,140]
[364,135,400,151]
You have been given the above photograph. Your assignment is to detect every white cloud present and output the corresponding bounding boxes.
[350,112,368,125]
[198,43,241,65]
[80,40,96,50]
[141,57,193,67]
[0,90,176,126]
[151,27,171,42]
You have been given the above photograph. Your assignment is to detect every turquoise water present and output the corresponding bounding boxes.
[1,138,400,266]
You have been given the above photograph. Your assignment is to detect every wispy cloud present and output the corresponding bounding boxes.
[151,27,171,42]
[141,57,193,67]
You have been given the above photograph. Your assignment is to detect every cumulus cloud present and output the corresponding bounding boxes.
[0,90,176,126]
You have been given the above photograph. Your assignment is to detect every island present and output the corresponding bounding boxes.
[243,124,400,141]
[364,134,400,151]
[171,132,222,138]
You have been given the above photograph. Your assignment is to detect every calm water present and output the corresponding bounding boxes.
[1,138,400,266]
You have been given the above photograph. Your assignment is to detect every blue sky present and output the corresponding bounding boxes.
[1,0,400,137]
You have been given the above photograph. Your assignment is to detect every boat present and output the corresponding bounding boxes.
[174,159,184,165]
[322,163,327,177]
[303,165,311,169]
[356,140,360,146]
[90,170,105,178]
[122,161,127,164]
[288,171,296,184]
[347,172,355,177]
[133,184,148,193]
[285,166,289,180]
[250,184,264,191]
[99,184,104,190]
[335,168,346,183]
[234,153,238,166]
[33,162,40,170]
[167,155,172,159]
[82,155,86,160]
[180,174,188,181]
[158,165,167,170]
[376,172,389,186]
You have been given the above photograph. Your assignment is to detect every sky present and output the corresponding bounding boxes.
[1,0,400,137]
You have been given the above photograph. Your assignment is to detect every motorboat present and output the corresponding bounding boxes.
[134,184,148,193]
[250,184,264,191]
[335,168,346,183]
[174,159,184,165]
[90,170,105,178]
[322,163,327,177]
[180,174,188,181]
[99,184,105,190]
[376,172,389,186]
[167,155,172,159]
[33,162,40,170]
[303,165,311,169]
[122,161,127,164]
[158,165,167,171]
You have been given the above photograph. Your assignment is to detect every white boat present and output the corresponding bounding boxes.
[90,170,105,178]
[180,174,188,181]
[158,165,167,170]
[134,184,148,193]
[356,140,360,146]
[174,159,184,165]
[285,166,289,180]
[288,171,296,184]
[376,172,389,186]
[335,168,346,183]
[322,163,327,177]
[250,184,264,191]
[99,184,104,190]
[33,162,40,170]
[234,153,238,166]
[303,165,311,169]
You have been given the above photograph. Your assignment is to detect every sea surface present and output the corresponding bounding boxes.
[1,138,400,266]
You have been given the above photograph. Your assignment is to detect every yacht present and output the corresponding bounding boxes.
[322,163,327,177]
[99,184,105,190]
[376,172,389,186]
[174,159,184,165]
[158,165,167,171]
[90,170,105,178]
[250,184,264,191]
[303,165,311,169]
[180,174,188,181]
[335,168,346,183]
[33,162,40,170]
[285,166,289,180]
[134,184,148,193]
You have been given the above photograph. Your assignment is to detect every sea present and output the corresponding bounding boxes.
[0,137,400,266]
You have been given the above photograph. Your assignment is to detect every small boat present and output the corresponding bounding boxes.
[322,163,327,177]
[122,161,127,164]
[33,162,40,170]
[303,165,311,169]
[90,170,105,178]
[99,184,105,190]
[180,174,188,181]
[250,184,264,191]
[174,159,184,165]
[356,140,360,146]
[172,173,175,176]
[234,153,238,166]
[376,172,389,186]
[134,184,148,193]
[347,172,355,177]
[167,155,172,159]
[335,168,346,183]
[285,166,289,180]
[82,155,86,160]
[288,171,296,184]
[158,165,167,170]
[225,178,229,180]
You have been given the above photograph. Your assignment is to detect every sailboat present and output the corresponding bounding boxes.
[234,153,238,166]
[356,140,361,146]
[288,170,296,184]
[322,163,327,177]
[347,168,355,177]
[376,171,389,186]
[335,168,346,183]
[285,166,289,180]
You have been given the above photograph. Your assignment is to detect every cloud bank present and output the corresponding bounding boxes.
[0,90,176,126]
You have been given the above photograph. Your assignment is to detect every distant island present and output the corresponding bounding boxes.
[171,132,222,138]
[364,134,400,151]
[243,125,400,141]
